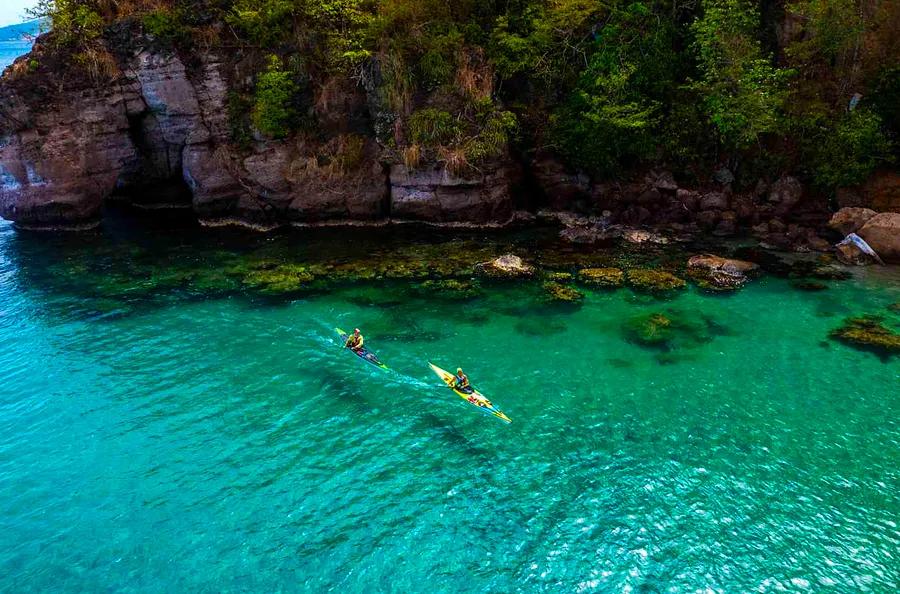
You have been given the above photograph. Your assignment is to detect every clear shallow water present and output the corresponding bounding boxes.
[0,40,32,70]
[0,216,898,592]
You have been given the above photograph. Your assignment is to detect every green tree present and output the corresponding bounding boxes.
[691,0,793,149]
[553,2,677,175]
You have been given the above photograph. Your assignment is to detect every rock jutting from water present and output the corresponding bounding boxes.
[686,254,759,291]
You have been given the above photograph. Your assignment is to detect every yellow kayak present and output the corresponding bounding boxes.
[428,362,511,423]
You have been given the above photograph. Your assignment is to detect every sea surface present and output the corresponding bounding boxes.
[0,40,32,70]
[0,213,898,592]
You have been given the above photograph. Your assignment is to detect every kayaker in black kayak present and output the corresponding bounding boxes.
[454,368,470,390]
[345,328,364,352]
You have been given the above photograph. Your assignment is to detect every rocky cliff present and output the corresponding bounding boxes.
[0,37,518,230]
[0,31,895,251]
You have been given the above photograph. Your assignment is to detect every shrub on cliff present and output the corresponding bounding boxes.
[29,0,104,47]
[252,55,299,139]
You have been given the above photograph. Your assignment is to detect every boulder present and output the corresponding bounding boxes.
[768,175,803,215]
[828,207,878,236]
[700,192,729,211]
[863,171,900,213]
[646,169,678,192]
[687,254,759,290]
[530,153,590,209]
[475,254,535,278]
[712,211,737,236]
[713,167,734,185]
[675,189,700,211]
[626,269,686,292]
[839,171,900,212]
[622,228,668,245]
[857,212,900,263]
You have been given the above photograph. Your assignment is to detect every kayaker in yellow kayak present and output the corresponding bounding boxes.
[345,328,364,352]
[453,368,470,390]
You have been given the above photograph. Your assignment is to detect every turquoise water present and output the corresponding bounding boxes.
[0,40,32,70]
[0,215,898,592]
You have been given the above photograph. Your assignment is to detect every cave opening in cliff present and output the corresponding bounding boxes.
[106,112,197,218]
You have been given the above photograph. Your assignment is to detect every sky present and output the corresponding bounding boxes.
[0,1,36,28]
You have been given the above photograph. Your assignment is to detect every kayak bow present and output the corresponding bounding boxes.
[336,328,389,371]
[428,362,511,423]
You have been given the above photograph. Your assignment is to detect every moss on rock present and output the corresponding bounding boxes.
[830,316,900,357]
[626,269,686,293]
[578,267,625,288]
[542,281,584,302]
[413,279,482,300]
[624,313,673,347]
[545,271,574,283]
[241,263,317,294]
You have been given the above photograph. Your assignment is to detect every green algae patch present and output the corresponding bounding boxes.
[888,303,900,313]
[412,279,482,300]
[626,269,686,293]
[542,281,584,303]
[578,267,624,288]
[830,316,900,358]
[241,263,318,294]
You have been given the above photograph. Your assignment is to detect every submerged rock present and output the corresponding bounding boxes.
[687,254,759,291]
[624,313,673,347]
[626,269,686,293]
[578,267,625,288]
[791,280,828,291]
[623,310,723,352]
[413,279,482,300]
[475,254,535,278]
[622,228,669,245]
[239,262,318,294]
[542,281,584,303]
[830,316,900,358]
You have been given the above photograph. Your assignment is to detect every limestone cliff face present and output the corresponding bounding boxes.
[0,39,516,229]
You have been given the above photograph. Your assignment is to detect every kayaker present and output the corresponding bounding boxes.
[345,328,364,352]
[454,368,470,390]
